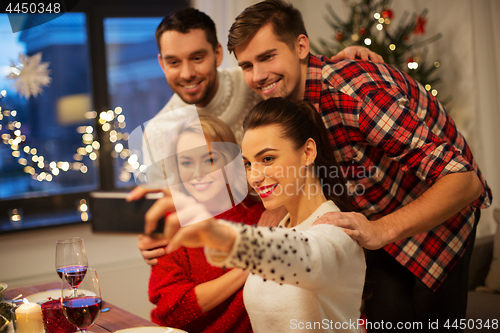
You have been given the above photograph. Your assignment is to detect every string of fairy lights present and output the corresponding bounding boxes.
[0,89,138,222]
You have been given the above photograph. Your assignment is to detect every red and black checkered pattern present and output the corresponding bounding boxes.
[304,54,492,291]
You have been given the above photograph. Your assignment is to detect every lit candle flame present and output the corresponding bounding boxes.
[22,298,29,305]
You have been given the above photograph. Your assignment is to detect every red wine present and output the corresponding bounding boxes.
[62,296,102,329]
[57,266,87,288]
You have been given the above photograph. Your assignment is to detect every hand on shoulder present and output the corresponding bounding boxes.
[330,46,384,64]
[312,211,391,250]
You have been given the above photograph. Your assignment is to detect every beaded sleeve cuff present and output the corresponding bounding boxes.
[205,220,318,287]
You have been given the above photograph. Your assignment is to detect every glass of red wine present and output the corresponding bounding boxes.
[56,237,88,297]
[61,267,102,333]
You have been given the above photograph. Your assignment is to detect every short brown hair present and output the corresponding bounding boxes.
[155,8,218,53]
[227,0,308,55]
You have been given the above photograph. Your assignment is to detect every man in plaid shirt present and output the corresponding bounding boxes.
[228,0,492,330]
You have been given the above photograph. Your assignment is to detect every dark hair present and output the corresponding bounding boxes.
[155,7,218,53]
[243,97,353,212]
[227,0,308,55]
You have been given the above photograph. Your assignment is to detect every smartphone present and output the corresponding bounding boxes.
[90,191,165,234]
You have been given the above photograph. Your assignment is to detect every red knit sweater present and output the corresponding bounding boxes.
[148,198,265,333]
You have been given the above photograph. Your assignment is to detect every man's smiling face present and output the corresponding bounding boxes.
[158,28,222,107]
[235,23,306,101]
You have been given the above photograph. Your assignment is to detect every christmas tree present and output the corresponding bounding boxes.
[311,0,446,103]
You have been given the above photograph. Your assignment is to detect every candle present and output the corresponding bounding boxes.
[15,298,44,333]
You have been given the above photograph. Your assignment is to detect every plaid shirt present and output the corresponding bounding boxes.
[304,54,492,291]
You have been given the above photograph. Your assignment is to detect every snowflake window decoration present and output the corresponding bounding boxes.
[2,52,136,186]
[7,53,51,99]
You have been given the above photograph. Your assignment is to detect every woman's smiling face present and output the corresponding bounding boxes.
[242,124,308,211]
[176,131,227,205]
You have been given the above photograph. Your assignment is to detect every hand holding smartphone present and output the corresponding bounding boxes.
[90,191,165,234]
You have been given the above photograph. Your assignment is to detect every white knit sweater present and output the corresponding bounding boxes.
[206,201,366,333]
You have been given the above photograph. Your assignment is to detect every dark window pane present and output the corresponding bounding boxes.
[103,18,173,188]
[0,13,98,201]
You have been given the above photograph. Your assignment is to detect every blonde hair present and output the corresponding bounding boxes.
[197,114,238,145]
[166,114,247,203]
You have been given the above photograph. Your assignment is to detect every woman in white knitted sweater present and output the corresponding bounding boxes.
[148,97,366,333]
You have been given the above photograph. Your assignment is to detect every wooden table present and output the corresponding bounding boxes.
[4,281,159,332]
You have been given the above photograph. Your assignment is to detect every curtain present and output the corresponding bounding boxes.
[470,0,500,236]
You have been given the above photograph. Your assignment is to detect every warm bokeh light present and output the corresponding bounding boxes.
[1,92,129,183]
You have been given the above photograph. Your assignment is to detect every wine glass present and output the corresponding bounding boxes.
[56,237,88,297]
[61,267,102,333]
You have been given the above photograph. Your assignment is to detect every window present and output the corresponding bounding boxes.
[0,1,187,232]
[0,13,97,200]
[103,17,173,188]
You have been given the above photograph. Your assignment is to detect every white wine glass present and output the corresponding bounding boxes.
[61,267,102,333]
[56,237,88,297]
